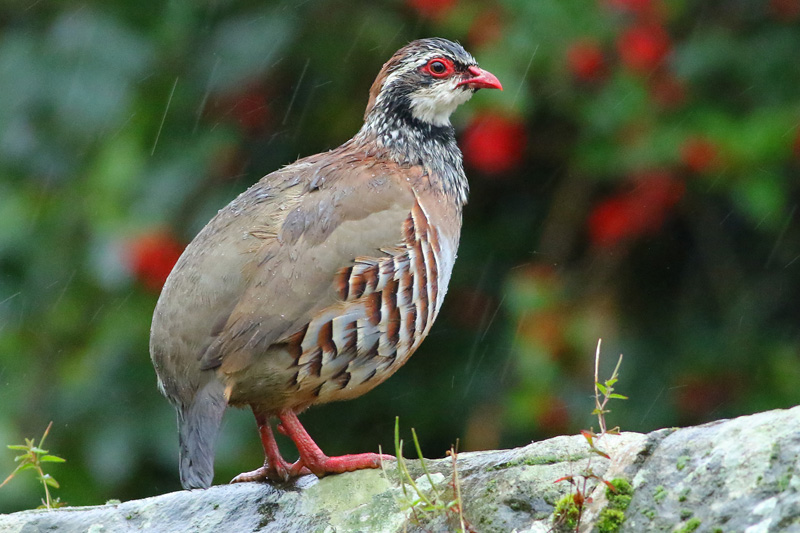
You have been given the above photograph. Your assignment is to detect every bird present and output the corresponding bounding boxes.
[149,37,502,489]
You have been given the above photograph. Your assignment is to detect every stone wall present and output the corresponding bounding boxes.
[1,406,798,532]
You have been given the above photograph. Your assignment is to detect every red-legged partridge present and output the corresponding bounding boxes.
[150,37,502,489]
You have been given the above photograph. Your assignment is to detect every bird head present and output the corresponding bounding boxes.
[364,38,502,128]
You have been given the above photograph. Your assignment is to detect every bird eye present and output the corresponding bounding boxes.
[425,58,453,78]
[430,61,446,74]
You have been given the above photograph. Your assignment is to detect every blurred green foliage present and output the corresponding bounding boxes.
[1,0,799,512]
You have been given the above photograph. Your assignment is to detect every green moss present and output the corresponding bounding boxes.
[489,453,589,470]
[711,528,724,533]
[609,479,634,494]
[610,493,632,510]
[552,494,580,531]
[676,455,691,471]
[596,478,634,533]
[597,509,625,532]
[680,509,694,520]
[607,478,633,508]
[642,508,656,520]
[678,488,690,502]
[676,517,702,532]
[653,485,667,503]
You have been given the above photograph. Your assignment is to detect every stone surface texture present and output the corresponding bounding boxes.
[1,406,798,532]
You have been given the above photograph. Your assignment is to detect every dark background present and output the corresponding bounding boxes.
[1,0,799,512]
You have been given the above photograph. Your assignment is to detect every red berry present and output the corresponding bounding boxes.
[617,24,671,73]
[588,171,684,247]
[588,196,638,247]
[126,231,185,292]
[680,136,719,174]
[567,40,606,82]
[406,0,457,19]
[627,173,684,236]
[461,114,527,176]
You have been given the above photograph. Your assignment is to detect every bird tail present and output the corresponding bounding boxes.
[177,378,226,489]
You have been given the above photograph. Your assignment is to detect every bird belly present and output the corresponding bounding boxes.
[222,344,304,413]
[222,199,459,412]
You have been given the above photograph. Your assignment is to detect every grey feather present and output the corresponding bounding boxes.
[177,378,226,489]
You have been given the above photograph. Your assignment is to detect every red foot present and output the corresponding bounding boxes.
[231,414,310,483]
[289,452,393,478]
[234,410,394,483]
[278,410,394,478]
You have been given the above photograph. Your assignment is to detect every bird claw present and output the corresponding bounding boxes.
[289,460,313,477]
[230,457,294,484]
[230,466,273,484]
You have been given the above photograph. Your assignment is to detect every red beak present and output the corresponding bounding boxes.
[457,66,503,91]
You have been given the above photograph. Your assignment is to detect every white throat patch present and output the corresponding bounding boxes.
[408,77,474,127]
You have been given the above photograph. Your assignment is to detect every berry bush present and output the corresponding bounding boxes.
[0,0,798,510]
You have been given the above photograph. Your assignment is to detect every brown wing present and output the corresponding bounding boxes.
[274,193,446,407]
[195,153,422,378]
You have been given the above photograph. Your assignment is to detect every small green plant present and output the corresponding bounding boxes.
[553,493,581,531]
[0,422,66,509]
[552,339,628,532]
[552,469,618,531]
[380,418,475,533]
[584,341,627,458]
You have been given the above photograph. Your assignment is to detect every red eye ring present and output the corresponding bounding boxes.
[424,58,454,78]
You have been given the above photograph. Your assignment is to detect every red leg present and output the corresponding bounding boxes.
[231,412,308,483]
[277,409,394,478]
